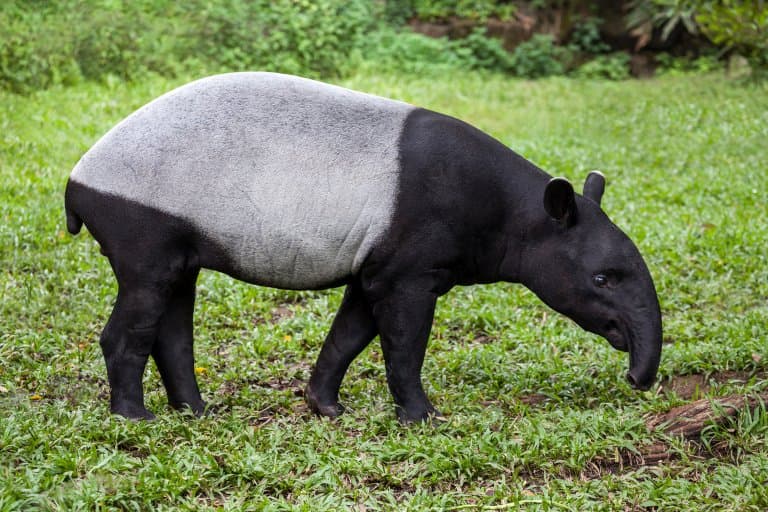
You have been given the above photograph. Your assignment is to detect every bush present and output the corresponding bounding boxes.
[188,0,375,77]
[450,28,514,71]
[387,0,516,21]
[0,0,376,93]
[568,17,610,54]
[0,4,80,93]
[655,52,723,75]
[694,1,768,74]
[574,53,631,80]
[356,28,466,74]
[509,34,568,78]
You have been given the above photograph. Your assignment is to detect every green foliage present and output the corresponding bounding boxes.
[655,52,723,75]
[0,0,375,94]
[574,52,631,80]
[509,34,567,78]
[625,0,767,74]
[568,17,611,54]
[451,28,515,71]
[694,0,768,73]
[389,0,516,21]
[626,0,699,45]
[356,28,466,74]
[2,71,768,510]
[187,0,376,77]
[0,4,81,93]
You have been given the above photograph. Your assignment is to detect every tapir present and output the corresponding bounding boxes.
[65,72,662,422]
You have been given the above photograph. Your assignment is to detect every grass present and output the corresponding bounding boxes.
[1,70,767,510]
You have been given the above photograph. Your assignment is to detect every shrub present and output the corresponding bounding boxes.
[0,0,376,93]
[187,0,375,77]
[655,52,723,75]
[0,5,80,93]
[509,34,568,78]
[574,53,631,80]
[694,1,768,74]
[568,17,611,54]
[356,28,465,74]
[389,0,516,21]
[450,28,514,71]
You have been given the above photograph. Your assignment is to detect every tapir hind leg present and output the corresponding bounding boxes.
[152,268,206,415]
[101,250,191,420]
[101,285,170,420]
[306,281,378,417]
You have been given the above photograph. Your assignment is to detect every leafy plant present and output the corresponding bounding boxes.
[509,34,568,78]
[694,0,768,74]
[574,52,631,80]
[356,28,465,74]
[655,52,723,75]
[568,17,610,54]
[625,0,699,49]
[450,28,514,71]
[395,0,516,21]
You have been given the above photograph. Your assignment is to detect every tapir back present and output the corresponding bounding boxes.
[69,72,415,288]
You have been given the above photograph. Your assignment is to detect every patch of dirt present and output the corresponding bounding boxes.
[518,393,548,406]
[117,443,149,459]
[659,370,763,400]
[661,373,711,399]
[270,304,295,323]
[470,333,495,345]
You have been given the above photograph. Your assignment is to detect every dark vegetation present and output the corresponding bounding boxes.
[1,0,766,93]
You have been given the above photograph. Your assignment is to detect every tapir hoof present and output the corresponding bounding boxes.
[170,400,208,418]
[396,405,444,425]
[111,404,156,421]
[305,385,345,418]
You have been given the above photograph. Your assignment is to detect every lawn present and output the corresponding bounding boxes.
[1,71,766,510]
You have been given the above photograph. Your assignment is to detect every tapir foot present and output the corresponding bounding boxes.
[170,399,208,418]
[305,384,345,418]
[395,403,444,424]
[111,403,156,421]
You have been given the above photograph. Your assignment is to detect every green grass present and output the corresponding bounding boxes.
[1,71,767,510]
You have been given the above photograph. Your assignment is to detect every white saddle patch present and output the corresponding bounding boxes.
[70,72,414,288]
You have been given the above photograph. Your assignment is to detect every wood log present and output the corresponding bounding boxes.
[646,392,768,439]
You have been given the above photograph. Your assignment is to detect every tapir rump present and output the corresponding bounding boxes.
[65,72,662,422]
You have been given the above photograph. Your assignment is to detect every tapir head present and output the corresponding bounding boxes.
[518,172,662,391]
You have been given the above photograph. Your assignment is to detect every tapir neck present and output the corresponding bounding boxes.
[464,149,554,285]
[394,108,554,287]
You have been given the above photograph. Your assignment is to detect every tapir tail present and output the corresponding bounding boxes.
[64,180,83,234]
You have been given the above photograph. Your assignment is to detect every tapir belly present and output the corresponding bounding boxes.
[69,72,415,288]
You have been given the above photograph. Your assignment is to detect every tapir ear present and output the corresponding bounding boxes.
[583,170,605,206]
[543,177,577,226]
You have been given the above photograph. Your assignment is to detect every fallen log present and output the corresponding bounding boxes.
[646,391,768,438]
[590,391,768,473]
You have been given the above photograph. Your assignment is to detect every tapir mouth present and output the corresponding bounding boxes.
[604,320,629,352]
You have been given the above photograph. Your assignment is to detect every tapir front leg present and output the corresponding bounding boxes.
[306,281,378,418]
[370,284,439,423]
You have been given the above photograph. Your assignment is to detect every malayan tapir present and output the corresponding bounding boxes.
[65,72,662,422]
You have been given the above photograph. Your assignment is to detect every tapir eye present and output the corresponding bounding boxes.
[593,274,609,287]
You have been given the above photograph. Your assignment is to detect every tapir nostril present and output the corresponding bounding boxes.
[627,371,653,391]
